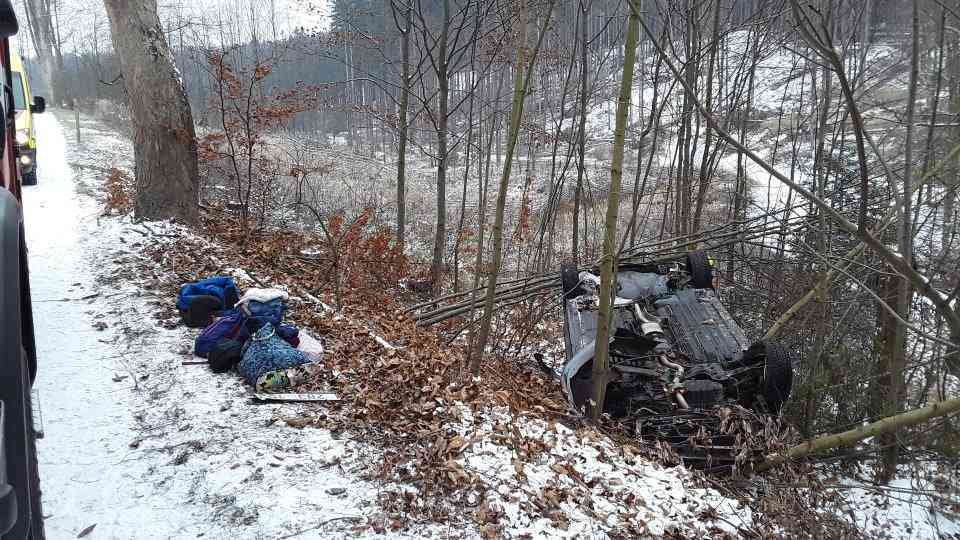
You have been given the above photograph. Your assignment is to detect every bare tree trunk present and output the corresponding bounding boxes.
[466,71,505,356]
[874,270,909,483]
[757,398,960,473]
[23,0,64,103]
[453,66,477,293]
[391,1,412,250]
[572,0,590,265]
[471,0,555,372]
[104,0,199,223]
[431,0,451,295]
[589,9,639,419]
[875,0,920,484]
[946,16,960,258]
[692,0,721,233]
[676,3,699,237]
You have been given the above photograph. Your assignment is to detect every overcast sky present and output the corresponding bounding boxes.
[12,0,329,58]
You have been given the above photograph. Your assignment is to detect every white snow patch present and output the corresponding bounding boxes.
[452,405,751,537]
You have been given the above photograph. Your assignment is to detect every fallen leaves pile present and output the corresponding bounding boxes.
[127,210,762,537]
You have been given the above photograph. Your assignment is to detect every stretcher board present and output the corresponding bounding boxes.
[252,392,340,403]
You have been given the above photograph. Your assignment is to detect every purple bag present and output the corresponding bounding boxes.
[194,309,247,358]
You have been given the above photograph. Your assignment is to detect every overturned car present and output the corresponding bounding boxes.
[559,251,794,470]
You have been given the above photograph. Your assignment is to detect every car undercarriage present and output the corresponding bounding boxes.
[559,251,794,471]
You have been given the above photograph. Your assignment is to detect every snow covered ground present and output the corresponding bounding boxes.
[841,472,960,539]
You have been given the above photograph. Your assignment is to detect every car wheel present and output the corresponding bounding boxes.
[4,348,45,539]
[21,171,37,187]
[685,250,713,289]
[747,341,793,414]
[19,348,44,539]
[560,263,584,300]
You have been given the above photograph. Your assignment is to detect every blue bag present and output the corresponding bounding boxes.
[194,309,247,358]
[241,298,286,328]
[177,276,240,312]
[238,323,309,385]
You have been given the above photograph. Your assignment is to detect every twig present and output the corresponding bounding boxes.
[277,516,361,539]
[242,267,270,288]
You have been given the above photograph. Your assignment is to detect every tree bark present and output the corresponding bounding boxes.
[104,0,199,224]
[589,9,639,420]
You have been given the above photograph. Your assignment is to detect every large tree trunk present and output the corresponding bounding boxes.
[589,9,639,419]
[103,0,199,224]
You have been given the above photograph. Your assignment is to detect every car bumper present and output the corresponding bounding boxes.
[16,147,35,175]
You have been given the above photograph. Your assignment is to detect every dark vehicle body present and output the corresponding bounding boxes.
[0,1,45,536]
[560,252,793,470]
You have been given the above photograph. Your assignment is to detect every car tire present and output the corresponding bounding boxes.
[560,263,584,300]
[748,341,794,414]
[685,250,713,289]
[19,348,44,539]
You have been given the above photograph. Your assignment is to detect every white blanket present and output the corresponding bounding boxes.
[236,287,289,307]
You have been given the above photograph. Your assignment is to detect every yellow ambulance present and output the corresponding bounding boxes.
[10,50,45,185]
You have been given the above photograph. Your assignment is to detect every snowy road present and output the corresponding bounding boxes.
[23,111,207,538]
[21,112,390,539]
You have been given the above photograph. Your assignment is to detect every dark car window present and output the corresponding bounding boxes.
[11,71,24,110]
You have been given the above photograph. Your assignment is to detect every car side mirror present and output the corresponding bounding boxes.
[30,96,45,114]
